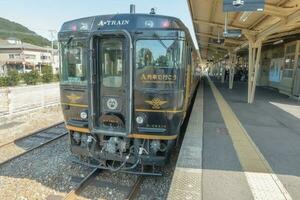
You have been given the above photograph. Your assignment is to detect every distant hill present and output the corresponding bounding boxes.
[0,17,51,47]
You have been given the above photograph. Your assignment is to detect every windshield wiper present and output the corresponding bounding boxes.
[153,33,168,50]
[66,36,74,46]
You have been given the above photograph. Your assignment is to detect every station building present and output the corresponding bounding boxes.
[0,39,59,76]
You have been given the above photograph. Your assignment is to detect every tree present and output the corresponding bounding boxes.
[0,76,9,87]
[156,55,168,66]
[23,70,40,85]
[7,70,20,86]
[41,65,53,83]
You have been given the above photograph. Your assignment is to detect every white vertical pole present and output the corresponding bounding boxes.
[250,43,262,103]
[221,61,225,83]
[41,84,45,107]
[248,42,253,103]
[229,67,235,89]
[218,61,222,80]
[229,53,235,89]
[7,88,12,114]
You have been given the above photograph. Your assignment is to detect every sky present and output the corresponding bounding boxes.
[0,0,198,48]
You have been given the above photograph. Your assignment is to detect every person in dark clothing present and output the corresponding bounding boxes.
[225,69,229,81]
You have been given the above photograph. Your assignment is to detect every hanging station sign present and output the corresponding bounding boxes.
[223,29,242,38]
[223,0,265,12]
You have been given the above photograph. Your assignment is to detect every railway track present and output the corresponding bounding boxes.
[125,176,144,200]
[64,168,144,200]
[64,168,101,200]
[0,122,67,166]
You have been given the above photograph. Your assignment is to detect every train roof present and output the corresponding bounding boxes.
[59,13,197,51]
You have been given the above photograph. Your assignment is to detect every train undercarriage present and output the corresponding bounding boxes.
[69,131,176,174]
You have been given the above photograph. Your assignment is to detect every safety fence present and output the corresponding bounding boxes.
[0,83,60,117]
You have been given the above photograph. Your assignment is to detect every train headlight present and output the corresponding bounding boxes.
[136,116,144,124]
[145,20,154,28]
[80,111,88,120]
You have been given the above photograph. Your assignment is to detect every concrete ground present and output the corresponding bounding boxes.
[202,78,300,199]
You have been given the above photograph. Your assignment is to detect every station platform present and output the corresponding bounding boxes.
[168,76,300,200]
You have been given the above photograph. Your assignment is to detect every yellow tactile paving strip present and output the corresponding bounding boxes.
[168,167,202,200]
[207,77,292,200]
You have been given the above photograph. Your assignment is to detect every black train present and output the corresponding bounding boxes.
[58,8,200,174]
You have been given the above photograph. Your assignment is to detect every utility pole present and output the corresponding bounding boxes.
[48,30,57,50]
[48,30,57,73]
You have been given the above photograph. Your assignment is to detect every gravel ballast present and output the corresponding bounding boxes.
[0,136,94,200]
[0,137,180,200]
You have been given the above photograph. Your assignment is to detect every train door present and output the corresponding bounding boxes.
[91,33,132,136]
[292,41,300,96]
[293,62,300,96]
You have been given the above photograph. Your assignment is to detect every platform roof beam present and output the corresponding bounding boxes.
[264,4,299,18]
[196,32,245,45]
[193,19,258,35]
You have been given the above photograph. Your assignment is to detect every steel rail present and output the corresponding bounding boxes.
[0,121,64,148]
[0,122,67,167]
[125,176,144,200]
[64,168,101,200]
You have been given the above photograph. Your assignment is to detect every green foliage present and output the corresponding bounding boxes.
[53,73,59,82]
[0,76,9,87]
[0,17,51,47]
[157,55,168,66]
[23,70,40,85]
[7,70,20,86]
[41,65,53,83]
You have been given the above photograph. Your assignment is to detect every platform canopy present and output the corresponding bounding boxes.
[187,0,300,60]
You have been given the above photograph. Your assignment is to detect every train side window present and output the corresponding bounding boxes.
[60,40,87,84]
[191,50,196,77]
[186,44,192,66]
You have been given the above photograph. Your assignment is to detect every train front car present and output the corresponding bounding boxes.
[58,13,198,174]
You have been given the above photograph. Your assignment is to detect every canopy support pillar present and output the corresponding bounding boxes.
[221,61,225,83]
[228,52,236,90]
[246,35,262,104]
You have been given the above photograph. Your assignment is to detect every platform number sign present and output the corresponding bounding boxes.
[223,0,265,12]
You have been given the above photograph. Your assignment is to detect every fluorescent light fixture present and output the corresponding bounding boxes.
[273,40,283,45]
[240,12,252,22]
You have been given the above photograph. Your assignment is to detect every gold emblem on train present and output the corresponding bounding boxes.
[66,93,81,103]
[145,98,168,109]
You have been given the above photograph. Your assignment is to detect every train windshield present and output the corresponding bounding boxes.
[135,39,184,89]
[60,39,87,85]
[136,39,183,69]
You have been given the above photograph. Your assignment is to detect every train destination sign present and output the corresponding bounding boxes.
[98,19,130,26]
[140,74,177,82]
[223,0,265,12]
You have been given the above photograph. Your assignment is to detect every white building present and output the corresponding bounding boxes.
[0,39,59,76]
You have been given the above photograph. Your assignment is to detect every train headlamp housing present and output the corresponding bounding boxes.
[161,20,170,28]
[136,116,144,124]
[145,20,154,28]
[136,113,147,125]
[80,111,88,120]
